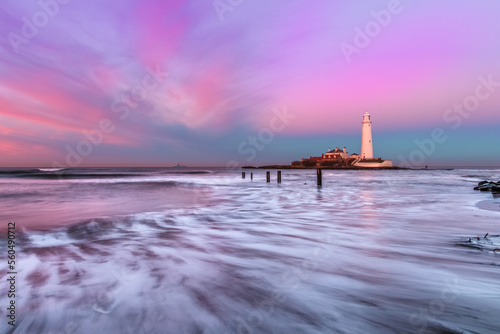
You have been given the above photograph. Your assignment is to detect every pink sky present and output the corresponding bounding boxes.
[1,0,499,167]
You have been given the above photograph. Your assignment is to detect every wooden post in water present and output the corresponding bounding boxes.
[251,173,253,180]
[266,171,270,183]
[242,172,245,179]
[277,171,281,183]
[317,168,322,186]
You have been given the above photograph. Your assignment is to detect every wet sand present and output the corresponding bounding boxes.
[476,198,500,213]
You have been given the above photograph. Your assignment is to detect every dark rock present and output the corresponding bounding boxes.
[474,180,500,192]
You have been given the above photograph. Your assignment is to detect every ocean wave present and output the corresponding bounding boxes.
[17,173,142,179]
[160,170,213,175]
[0,191,43,199]
[38,168,66,172]
[2,168,500,333]
[0,169,39,175]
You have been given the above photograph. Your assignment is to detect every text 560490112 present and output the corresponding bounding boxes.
[7,222,16,327]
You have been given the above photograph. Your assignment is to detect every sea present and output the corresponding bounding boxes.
[0,167,499,334]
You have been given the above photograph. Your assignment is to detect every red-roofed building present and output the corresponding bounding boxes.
[299,147,351,166]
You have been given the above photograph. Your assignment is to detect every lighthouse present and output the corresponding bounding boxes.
[360,111,373,159]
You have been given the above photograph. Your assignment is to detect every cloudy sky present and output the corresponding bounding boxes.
[1,0,499,167]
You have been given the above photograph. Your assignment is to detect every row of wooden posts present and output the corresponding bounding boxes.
[242,169,322,186]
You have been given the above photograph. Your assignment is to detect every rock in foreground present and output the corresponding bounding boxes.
[473,180,500,194]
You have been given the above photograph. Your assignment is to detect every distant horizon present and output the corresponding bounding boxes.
[1,164,499,169]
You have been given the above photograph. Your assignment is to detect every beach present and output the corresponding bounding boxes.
[1,167,499,333]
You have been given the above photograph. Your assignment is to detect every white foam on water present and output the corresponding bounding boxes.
[38,168,66,172]
[0,168,499,333]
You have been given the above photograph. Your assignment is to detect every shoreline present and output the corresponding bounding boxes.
[476,199,500,213]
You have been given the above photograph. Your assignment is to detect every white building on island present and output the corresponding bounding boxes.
[360,111,373,160]
[294,112,394,168]
[354,112,393,168]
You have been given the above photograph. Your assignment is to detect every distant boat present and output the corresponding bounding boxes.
[173,163,186,168]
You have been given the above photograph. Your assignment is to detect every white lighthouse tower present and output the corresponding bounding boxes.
[360,111,373,160]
